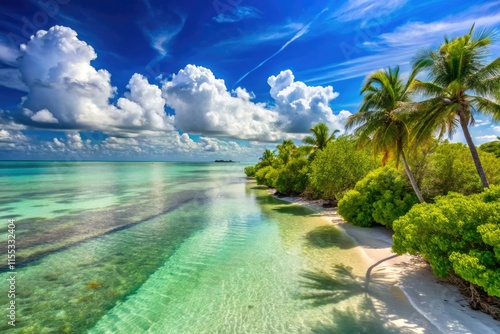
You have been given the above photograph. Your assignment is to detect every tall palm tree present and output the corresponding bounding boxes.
[302,123,340,152]
[411,25,500,188]
[346,66,425,203]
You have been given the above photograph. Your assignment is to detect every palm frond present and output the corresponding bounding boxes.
[471,96,500,122]
[412,80,444,97]
[302,135,316,146]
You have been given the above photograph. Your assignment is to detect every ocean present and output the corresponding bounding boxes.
[1,161,416,333]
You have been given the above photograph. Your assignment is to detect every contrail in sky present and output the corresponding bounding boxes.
[234,8,329,87]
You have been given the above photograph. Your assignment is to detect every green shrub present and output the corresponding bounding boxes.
[309,136,377,201]
[480,140,500,158]
[265,168,280,188]
[273,157,310,195]
[244,166,256,177]
[338,167,418,228]
[422,142,500,198]
[392,186,500,297]
[255,166,279,187]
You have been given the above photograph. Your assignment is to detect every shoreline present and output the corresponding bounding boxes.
[272,192,500,333]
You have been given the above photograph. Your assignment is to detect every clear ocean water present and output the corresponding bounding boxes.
[0,161,427,333]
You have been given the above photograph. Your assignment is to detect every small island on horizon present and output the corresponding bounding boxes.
[214,159,238,163]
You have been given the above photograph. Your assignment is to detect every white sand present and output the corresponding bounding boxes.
[274,193,500,334]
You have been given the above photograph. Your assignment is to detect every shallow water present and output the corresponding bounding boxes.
[0,161,424,333]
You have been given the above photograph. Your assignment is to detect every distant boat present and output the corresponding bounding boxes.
[214,160,238,163]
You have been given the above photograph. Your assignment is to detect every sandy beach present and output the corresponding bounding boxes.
[274,193,500,334]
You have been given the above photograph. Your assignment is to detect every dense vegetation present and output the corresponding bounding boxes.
[338,167,418,229]
[393,187,500,318]
[244,26,500,318]
[420,142,500,198]
[480,138,500,158]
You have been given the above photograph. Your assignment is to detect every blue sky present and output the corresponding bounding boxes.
[0,0,499,161]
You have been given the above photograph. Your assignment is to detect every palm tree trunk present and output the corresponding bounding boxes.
[458,111,489,188]
[401,151,425,203]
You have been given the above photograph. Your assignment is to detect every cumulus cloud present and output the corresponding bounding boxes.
[16,26,174,134]
[0,129,28,150]
[2,25,353,159]
[268,70,349,132]
[161,65,348,141]
[29,109,59,123]
[162,65,282,141]
[117,73,174,131]
[99,129,263,160]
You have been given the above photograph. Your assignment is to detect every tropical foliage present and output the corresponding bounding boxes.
[411,25,500,188]
[392,186,500,298]
[338,167,418,228]
[273,157,310,196]
[421,142,500,198]
[302,123,340,159]
[309,136,377,202]
[346,66,425,202]
[480,138,500,158]
[244,26,500,317]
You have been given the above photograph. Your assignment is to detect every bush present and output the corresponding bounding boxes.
[480,140,500,158]
[273,157,310,196]
[255,166,278,187]
[244,166,256,177]
[422,142,500,198]
[392,186,500,297]
[338,167,418,228]
[309,136,377,201]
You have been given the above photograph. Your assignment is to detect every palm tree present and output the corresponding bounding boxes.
[276,139,296,166]
[258,149,275,167]
[411,25,500,188]
[302,123,340,153]
[346,66,425,203]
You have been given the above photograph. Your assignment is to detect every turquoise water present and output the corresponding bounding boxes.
[0,162,424,333]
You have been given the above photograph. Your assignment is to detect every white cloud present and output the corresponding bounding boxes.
[302,51,413,85]
[18,26,118,129]
[117,73,174,131]
[0,129,28,150]
[162,65,347,140]
[94,132,259,160]
[234,8,328,86]
[476,135,499,140]
[378,12,500,49]
[30,109,59,123]
[103,136,142,152]
[0,42,20,66]
[303,3,500,85]
[0,110,26,131]
[213,6,261,23]
[212,22,306,52]
[0,68,28,91]
[66,133,84,150]
[141,1,185,57]
[17,26,174,134]
[268,70,348,132]
[162,64,282,141]
[53,137,65,148]
[475,119,492,126]
[2,25,356,159]
[332,0,407,22]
